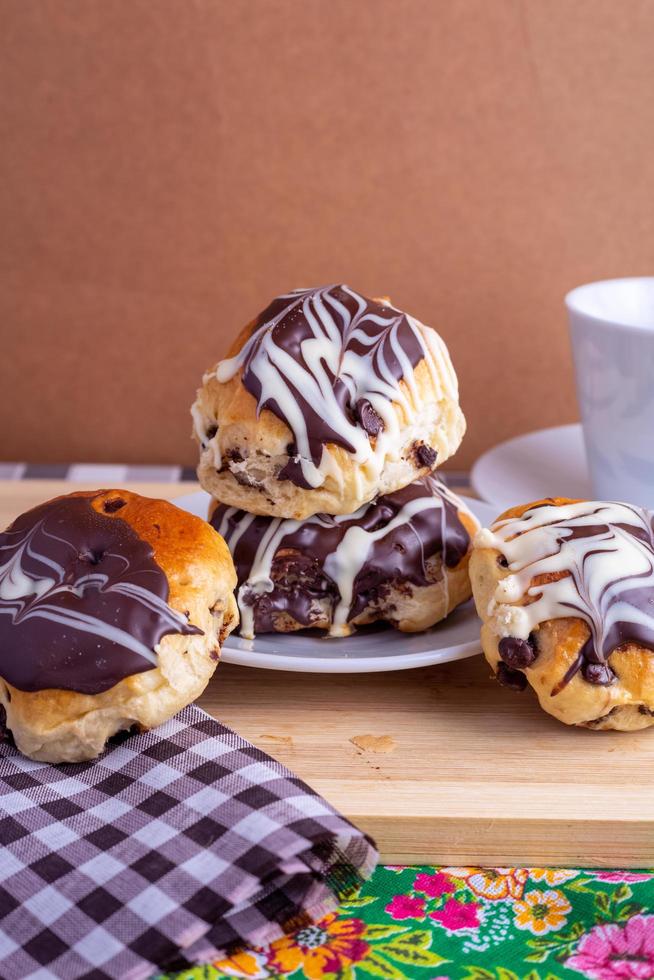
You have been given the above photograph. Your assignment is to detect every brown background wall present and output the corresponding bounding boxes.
[2,0,653,470]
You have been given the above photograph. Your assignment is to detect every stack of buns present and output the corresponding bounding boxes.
[192,284,479,638]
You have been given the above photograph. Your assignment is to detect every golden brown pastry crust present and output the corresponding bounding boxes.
[193,312,466,520]
[1,490,238,762]
[470,497,654,731]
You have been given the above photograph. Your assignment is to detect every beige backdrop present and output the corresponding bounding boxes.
[2,0,654,470]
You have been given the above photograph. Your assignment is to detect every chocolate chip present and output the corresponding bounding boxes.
[355,399,384,437]
[498,635,538,669]
[0,704,14,745]
[413,443,437,468]
[497,555,509,568]
[583,662,615,685]
[226,449,244,463]
[103,498,126,513]
[496,662,528,691]
[639,705,654,716]
[233,470,261,488]
[206,425,218,441]
[107,725,139,746]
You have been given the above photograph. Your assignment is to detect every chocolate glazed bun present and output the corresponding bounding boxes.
[470,497,654,732]
[0,490,238,762]
[192,284,466,519]
[211,476,479,638]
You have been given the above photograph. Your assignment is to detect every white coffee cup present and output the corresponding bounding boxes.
[566,277,654,507]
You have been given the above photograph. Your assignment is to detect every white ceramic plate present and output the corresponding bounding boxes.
[470,423,591,513]
[173,490,496,672]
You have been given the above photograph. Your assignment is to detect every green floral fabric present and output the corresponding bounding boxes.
[165,865,654,979]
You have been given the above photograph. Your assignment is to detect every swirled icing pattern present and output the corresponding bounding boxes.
[0,496,201,694]
[212,476,473,638]
[478,499,654,685]
[215,284,458,488]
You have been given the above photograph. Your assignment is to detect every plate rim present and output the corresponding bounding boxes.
[470,422,587,508]
[219,630,481,673]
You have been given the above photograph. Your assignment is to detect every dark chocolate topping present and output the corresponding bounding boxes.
[212,475,472,634]
[277,457,314,490]
[230,285,428,467]
[0,495,201,694]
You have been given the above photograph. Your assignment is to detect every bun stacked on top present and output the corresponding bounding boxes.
[193,284,477,638]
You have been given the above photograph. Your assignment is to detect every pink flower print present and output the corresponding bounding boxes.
[566,914,654,979]
[430,898,481,932]
[385,894,426,920]
[595,872,654,883]
[413,872,456,898]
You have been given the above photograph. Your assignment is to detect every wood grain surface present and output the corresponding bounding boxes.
[198,658,654,868]
[2,480,653,866]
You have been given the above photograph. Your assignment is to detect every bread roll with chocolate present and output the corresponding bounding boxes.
[211,476,478,638]
[471,497,654,731]
[193,285,465,519]
[0,490,238,762]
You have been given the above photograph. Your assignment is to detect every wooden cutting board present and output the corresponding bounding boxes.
[201,656,654,868]
[2,480,653,867]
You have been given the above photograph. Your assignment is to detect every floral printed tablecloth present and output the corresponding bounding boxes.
[167,865,654,980]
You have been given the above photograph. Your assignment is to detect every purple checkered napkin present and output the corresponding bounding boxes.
[0,705,377,980]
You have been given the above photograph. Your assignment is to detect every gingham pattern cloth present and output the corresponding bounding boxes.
[0,706,377,980]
